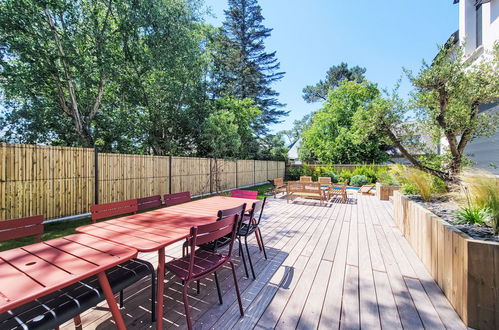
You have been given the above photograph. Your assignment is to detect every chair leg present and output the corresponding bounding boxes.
[150,269,156,322]
[229,261,244,316]
[244,236,256,280]
[73,315,82,330]
[214,272,223,305]
[257,227,268,260]
[196,280,200,294]
[238,237,249,278]
[119,290,124,308]
[182,284,193,330]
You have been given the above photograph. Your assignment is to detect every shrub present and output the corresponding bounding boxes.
[403,168,433,202]
[352,164,378,184]
[340,169,353,184]
[350,175,369,187]
[285,166,302,181]
[460,171,499,234]
[328,173,340,183]
[377,171,400,186]
[455,207,490,225]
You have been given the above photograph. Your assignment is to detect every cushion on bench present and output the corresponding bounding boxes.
[0,259,154,330]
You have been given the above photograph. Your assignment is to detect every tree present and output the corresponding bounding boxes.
[210,0,287,133]
[255,133,288,160]
[200,96,261,159]
[300,81,389,164]
[0,0,209,154]
[353,44,499,182]
[279,114,311,145]
[302,62,366,103]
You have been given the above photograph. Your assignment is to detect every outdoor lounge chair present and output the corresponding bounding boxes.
[299,176,312,183]
[270,177,287,197]
[328,183,348,203]
[0,216,157,329]
[166,214,244,330]
[358,185,375,195]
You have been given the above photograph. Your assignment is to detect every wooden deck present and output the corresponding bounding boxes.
[62,194,466,329]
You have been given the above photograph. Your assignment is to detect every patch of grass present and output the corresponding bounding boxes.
[455,207,490,225]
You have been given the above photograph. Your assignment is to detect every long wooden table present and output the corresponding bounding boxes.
[76,196,256,330]
[0,234,138,329]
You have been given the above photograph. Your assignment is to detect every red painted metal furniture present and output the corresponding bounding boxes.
[90,199,138,223]
[163,191,191,206]
[166,214,244,330]
[0,215,44,243]
[230,189,258,199]
[76,196,256,330]
[137,195,162,211]
[0,234,138,330]
[237,198,268,280]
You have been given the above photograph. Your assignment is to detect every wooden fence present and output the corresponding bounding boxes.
[287,163,389,173]
[0,143,284,221]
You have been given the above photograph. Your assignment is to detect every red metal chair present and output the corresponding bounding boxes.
[0,215,44,243]
[89,199,138,224]
[166,214,244,329]
[163,192,191,206]
[137,195,162,211]
[230,189,258,199]
[237,198,268,280]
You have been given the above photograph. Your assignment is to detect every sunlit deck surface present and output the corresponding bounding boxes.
[62,194,466,329]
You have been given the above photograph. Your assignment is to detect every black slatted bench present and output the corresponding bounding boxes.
[0,259,155,330]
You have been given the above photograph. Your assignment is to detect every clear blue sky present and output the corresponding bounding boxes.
[203,0,458,135]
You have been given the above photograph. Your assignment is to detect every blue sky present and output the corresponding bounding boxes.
[203,0,459,135]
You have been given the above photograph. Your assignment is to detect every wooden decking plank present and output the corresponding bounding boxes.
[373,270,403,329]
[318,203,351,329]
[340,264,360,329]
[404,277,446,329]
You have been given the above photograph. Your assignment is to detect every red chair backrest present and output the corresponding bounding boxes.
[164,192,191,206]
[184,213,239,280]
[230,190,258,200]
[90,199,138,223]
[0,215,44,243]
[137,195,162,211]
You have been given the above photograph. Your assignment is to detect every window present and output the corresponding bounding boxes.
[476,4,483,48]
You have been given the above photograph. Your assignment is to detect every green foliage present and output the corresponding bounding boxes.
[302,62,366,103]
[210,0,287,134]
[201,110,241,158]
[350,175,369,187]
[351,164,384,184]
[300,81,389,164]
[278,114,311,145]
[285,166,302,181]
[340,170,353,184]
[377,171,400,186]
[460,171,499,234]
[455,207,490,226]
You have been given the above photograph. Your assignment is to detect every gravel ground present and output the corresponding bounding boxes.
[407,195,499,243]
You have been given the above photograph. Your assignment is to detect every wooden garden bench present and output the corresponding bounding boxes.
[286,181,325,206]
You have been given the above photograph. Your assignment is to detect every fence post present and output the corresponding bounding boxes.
[253,160,256,184]
[209,158,213,194]
[235,160,238,188]
[94,148,99,205]
[266,161,269,181]
[168,155,172,194]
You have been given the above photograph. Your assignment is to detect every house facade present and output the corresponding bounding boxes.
[454,0,499,174]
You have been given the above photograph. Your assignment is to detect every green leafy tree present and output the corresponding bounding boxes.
[255,133,288,160]
[302,62,366,103]
[279,114,311,145]
[353,44,499,182]
[201,96,261,158]
[300,81,389,164]
[210,0,287,133]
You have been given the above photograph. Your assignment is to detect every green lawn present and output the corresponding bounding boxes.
[0,183,273,252]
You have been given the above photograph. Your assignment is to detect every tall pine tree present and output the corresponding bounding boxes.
[210,0,287,134]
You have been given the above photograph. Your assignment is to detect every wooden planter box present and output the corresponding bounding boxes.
[392,191,499,330]
[375,182,400,200]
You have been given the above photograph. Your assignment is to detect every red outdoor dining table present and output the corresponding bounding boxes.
[76,196,256,330]
[0,233,137,329]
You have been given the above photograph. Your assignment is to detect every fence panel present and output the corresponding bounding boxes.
[0,143,282,221]
[0,143,94,220]
[171,157,210,196]
[98,153,169,204]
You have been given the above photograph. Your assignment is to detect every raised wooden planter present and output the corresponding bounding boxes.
[375,182,400,200]
[392,191,499,330]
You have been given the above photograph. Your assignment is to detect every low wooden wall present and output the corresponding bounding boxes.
[0,143,285,221]
[375,183,400,200]
[392,191,499,330]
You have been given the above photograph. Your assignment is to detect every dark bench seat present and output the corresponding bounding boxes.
[0,259,155,330]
